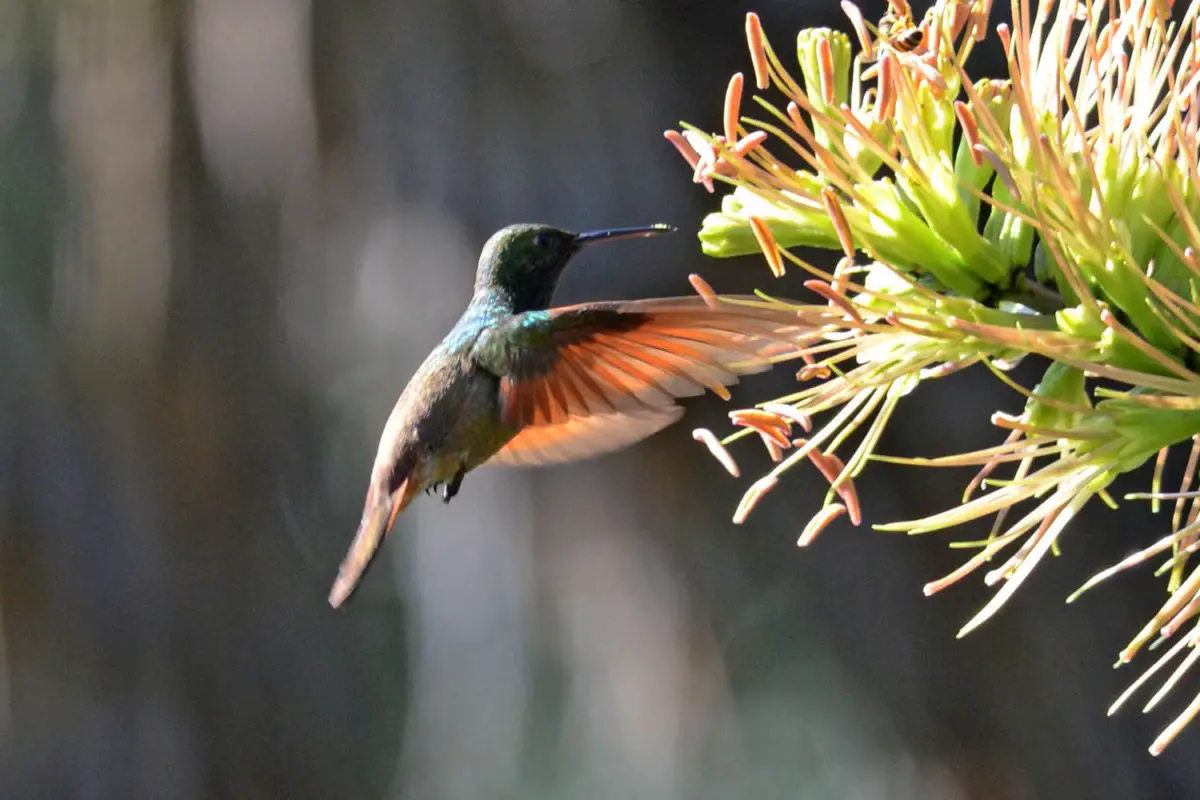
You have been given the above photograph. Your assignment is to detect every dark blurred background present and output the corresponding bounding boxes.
[0,1,1196,797]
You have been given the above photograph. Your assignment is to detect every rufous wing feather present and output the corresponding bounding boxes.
[487,407,684,466]
[477,297,811,467]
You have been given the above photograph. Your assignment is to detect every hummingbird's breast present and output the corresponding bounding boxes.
[371,309,518,492]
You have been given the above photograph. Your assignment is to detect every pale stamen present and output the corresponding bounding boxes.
[746,13,771,90]
[818,37,837,105]
[663,130,700,170]
[820,187,857,258]
[693,428,740,477]
[724,72,744,145]
[733,475,780,523]
[798,504,848,546]
[749,216,786,277]
[687,273,720,308]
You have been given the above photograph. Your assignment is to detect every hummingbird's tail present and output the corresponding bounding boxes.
[328,475,422,608]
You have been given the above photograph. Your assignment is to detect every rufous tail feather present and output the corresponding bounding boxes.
[328,476,420,608]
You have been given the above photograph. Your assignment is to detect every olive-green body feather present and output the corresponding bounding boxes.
[370,304,520,497]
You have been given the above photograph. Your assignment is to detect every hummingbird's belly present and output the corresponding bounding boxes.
[429,418,516,480]
[418,368,518,485]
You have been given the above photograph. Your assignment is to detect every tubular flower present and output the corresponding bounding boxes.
[668,0,1200,753]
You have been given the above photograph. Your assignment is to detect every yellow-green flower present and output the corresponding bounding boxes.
[670,0,1200,753]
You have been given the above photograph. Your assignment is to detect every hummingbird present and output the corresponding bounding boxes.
[328,222,812,608]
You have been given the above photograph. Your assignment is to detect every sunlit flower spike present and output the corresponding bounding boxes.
[668,0,1200,753]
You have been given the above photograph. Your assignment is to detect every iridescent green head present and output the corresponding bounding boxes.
[473,223,674,311]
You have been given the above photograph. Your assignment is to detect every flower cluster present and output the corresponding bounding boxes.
[668,0,1200,753]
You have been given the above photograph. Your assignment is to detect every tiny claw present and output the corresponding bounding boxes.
[442,468,466,504]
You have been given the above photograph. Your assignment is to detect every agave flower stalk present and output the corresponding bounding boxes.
[667,0,1200,753]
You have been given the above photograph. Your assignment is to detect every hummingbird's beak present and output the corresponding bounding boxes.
[574,224,675,248]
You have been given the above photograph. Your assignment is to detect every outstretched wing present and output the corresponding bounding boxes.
[472,296,811,466]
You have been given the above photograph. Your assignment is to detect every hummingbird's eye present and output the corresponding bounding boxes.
[534,231,553,249]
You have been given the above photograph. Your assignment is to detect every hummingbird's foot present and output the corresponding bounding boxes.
[425,482,443,497]
[441,468,465,504]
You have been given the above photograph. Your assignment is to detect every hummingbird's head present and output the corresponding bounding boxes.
[474,223,674,311]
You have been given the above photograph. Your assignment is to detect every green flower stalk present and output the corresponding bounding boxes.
[667,0,1200,754]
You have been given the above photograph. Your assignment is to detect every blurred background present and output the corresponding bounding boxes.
[0,0,1197,797]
